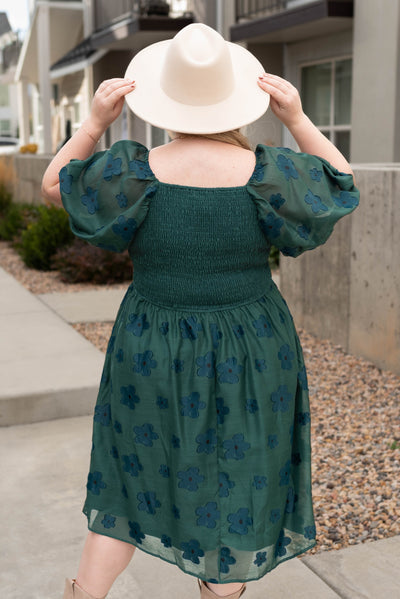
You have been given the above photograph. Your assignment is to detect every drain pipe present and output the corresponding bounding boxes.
[216,0,223,35]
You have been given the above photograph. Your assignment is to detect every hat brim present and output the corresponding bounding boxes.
[124,40,269,134]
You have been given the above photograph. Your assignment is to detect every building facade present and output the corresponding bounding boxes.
[0,12,21,140]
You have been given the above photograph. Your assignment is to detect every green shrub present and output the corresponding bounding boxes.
[17,205,74,270]
[0,203,40,241]
[269,245,280,270]
[52,238,133,284]
[0,183,12,216]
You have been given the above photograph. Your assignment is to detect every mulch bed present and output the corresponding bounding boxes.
[1,240,399,554]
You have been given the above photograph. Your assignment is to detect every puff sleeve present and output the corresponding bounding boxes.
[59,140,157,252]
[247,145,359,257]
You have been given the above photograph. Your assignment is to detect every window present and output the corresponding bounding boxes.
[0,84,9,107]
[0,119,11,134]
[146,123,169,149]
[301,58,352,159]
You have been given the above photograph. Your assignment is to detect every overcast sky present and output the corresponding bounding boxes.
[0,0,30,36]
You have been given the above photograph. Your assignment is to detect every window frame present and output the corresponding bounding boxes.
[299,55,352,154]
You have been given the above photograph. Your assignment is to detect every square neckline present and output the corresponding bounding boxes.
[146,144,262,192]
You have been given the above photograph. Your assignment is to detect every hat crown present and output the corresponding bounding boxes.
[160,23,235,106]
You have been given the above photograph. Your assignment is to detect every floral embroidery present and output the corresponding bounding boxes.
[116,192,127,208]
[254,551,267,566]
[196,428,217,454]
[253,475,267,490]
[304,190,329,214]
[129,159,153,179]
[275,529,292,557]
[297,412,311,425]
[59,166,72,194]
[271,385,293,413]
[227,507,253,535]
[216,397,229,424]
[260,213,284,238]
[245,398,258,414]
[285,487,298,513]
[196,351,216,378]
[172,504,180,519]
[218,472,235,498]
[278,344,295,370]
[304,525,316,540]
[112,215,137,240]
[114,421,122,434]
[181,539,204,564]
[195,501,220,528]
[171,359,184,373]
[128,521,145,544]
[219,547,236,573]
[171,434,180,449]
[137,491,161,514]
[101,514,116,529]
[179,316,203,340]
[252,315,273,337]
[279,460,292,486]
[103,153,122,181]
[270,508,281,524]
[297,224,311,240]
[268,434,279,449]
[177,467,205,492]
[87,471,106,495]
[120,385,140,410]
[159,464,170,478]
[250,163,264,182]
[180,392,206,418]
[292,452,302,466]
[210,323,223,349]
[161,535,172,547]
[223,433,251,460]
[156,396,169,409]
[333,191,358,208]
[269,192,286,210]
[232,324,245,339]
[116,348,124,363]
[81,187,99,214]
[133,350,157,376]
[277,154,299,180]
[126,313,150,336]
[217,357,243,384]
[134,423,159,447]
[94,403,111,426]
[122,453,143,477]
[309,167,323,181]
[255,358,267,372]
[159,321,169,335]
[110,446,119,459]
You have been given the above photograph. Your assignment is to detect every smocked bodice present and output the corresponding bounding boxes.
[130,184,272,309]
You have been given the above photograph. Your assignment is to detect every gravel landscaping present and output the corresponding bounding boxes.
[1,240,399,555]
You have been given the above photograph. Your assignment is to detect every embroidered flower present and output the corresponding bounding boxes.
[103,153,122,181]
[292,452,302,466]
[260,213,284,238]
[122,453,143,477]
[179,316,203,340]
[278,344,295,370]
[116,348,124,363]
[270,508,281,524]
[227,508,253,535]
[110,446,119,459]
[116,192,127,208]
[304,190,328,214]
[137,491,161,514]
[120,385,140,410]
[232,324,245,339]
[112,215,137,240]
[133,350,157,376]
[159,464,170,478]
[271,385,293,413]
[252,315,273,337]
[87,471,106,495]
[126,313,150,336]
[223,433,251,460]
[277,154,299,180]
[161,535,172,547]
[219,547,236,573]
[297,224,311,240]
[310,167,323,181]
[285,487,298,513]
[196,351,215,378]
[129,159,153,179]
[218,472,235,497]
[216,397,229,424]
[122,484,128,498]
[156,396,168,409]
[81,187,98,214]
[196,428,217,455]
[269,193,286,210]
[171,434,180,449]
[217,357,243,384]
[275,529,292,557]
[253,475,267,490]
[94,403,111,426]
[245,398,259,414]
[177,467,205,491]
[172,504,180,519]
[181,539,204,564]
[304,525,316,540]
[101,514,116,529]
[180,392,206,418]
[128,521,145,544]
[268,434,279,449]
[134,423,159,447]
[59,166,72,194]
[279,460,292,486]
[333,191,358,208]
[159,321,169,335]
[171,358,184,373]
[195,501,220,528]
[210,323,222,349]
[255,358,267,372]
[254,551,267,566]
[297,412,311,425]
[250,162,265,182]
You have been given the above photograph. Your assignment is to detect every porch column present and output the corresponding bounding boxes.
[17,78,30,145]
[37,3,52,154]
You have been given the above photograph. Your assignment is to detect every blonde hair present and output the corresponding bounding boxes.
[170,130,252,151]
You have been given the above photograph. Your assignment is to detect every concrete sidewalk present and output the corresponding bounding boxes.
[1,415,399,599]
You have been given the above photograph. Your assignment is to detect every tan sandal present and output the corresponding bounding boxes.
[63,578,107,599]
[197,579,246,599]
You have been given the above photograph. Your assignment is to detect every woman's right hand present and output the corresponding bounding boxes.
[257,74,305,130]
[85,78,136,139]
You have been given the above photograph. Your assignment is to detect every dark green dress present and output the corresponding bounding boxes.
[59,141,359,583]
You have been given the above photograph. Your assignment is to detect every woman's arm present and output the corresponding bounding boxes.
[258,73,354,177]
[41,78,135,206]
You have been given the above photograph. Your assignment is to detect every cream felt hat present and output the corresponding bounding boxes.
[124,23,269,134]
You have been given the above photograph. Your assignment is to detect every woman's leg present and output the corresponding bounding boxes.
[74,531,136,598]
[203,582,245,597]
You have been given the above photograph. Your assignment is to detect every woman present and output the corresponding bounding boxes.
[42,23,359,599]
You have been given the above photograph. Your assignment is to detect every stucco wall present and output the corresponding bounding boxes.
[12,154,51,204]
[280,165,400,375]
